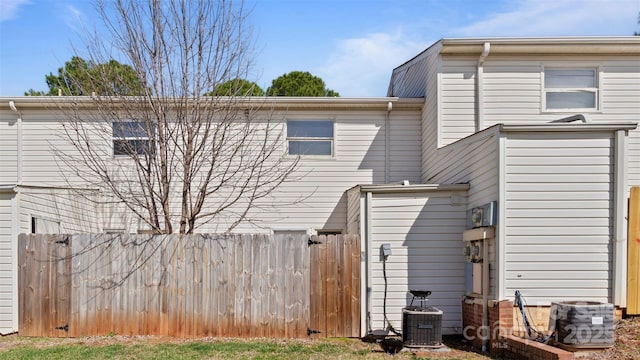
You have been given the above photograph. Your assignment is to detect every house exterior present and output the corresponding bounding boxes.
[378,36,640,341]
[0,36,639,340]
[0,97,424,334]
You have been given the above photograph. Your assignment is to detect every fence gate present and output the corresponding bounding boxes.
[18,234,72,337]
[308,234,360,338]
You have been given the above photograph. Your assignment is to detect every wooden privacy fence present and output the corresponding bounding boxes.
[628,187,640,314]
[18,233,360,338]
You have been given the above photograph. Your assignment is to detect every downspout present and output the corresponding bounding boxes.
[476,42,491,132]
[8,100,22,334]
[9,101,22,185]
[474,44,491,351]
[613,129,628,307]
[365,191,373,333]
[482,236,490,352]
[384,101,392,183]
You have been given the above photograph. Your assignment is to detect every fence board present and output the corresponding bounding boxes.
[19,233,355,338]
[308,234,361,338]
[628,187,640,314]
[18,234,72,337]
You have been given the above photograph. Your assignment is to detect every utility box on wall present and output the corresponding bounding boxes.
[462,226,495,296]
[467,201,497,229]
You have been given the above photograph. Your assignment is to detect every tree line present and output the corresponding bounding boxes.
[26,57,339,97]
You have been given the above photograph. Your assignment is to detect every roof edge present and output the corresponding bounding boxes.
[440,36,640,55]
[0,96,424,111]
[357,183,470,194]
[499,122,638,132]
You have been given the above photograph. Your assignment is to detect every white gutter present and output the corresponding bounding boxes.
[476,42,490,132]
[8,100,22,335]
[0,96,425,111]
[8,101,22,184]
[358,183,470,194]
[499,123,638,132]
[613,129,628,307]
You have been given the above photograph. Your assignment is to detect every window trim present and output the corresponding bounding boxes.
[285,119,335,158]
[112,120,156,157]
[30,215,61,234]
[541,66,601,113]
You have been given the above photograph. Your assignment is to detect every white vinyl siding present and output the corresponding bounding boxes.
[18,188,100,234]
[0,107,421,234]
[483,62,542,118]
[17,110,108,187]
[389,115,422,180]
[425,129,498,209]
[0,117,17,184]
[600,63,640,189]
[439,58,476,146]
[480,57,639,189]
[248,111,422,234]
[421,52,441,182]
[345,186,360,235]
[423,128,499,298]
[369,192,467,335]
[0,193,15,334]
[504,132,614,304]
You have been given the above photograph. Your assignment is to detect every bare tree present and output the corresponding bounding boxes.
[54,0,299,234]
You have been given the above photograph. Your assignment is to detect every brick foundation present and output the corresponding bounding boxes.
[462,298,513,352]
[503,335,574,360]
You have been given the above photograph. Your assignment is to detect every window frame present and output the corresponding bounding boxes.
[30,215,61,234]
[285,119,335,158]
[112,120,156,157]
[542,66,600,113]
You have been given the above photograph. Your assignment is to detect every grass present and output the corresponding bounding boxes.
[3,317,638,359]
[0,335,496,360]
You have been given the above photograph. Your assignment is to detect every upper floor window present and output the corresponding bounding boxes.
[286,120,334,156]
[544,68,598,111]
[112,121,155,156]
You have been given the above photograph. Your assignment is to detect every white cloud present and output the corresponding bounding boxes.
[454,0,639,37]
[0,0,30,22]
[316,31,429,97]
[64,4,85,31]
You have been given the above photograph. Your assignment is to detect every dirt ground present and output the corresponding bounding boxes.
[583,316,640,360]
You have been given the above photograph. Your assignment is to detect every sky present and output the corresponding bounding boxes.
[0,0,639,97]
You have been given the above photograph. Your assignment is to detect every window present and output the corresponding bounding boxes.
[287,120,334,156]
[112,121,155,156]
[544,68,598,110]
[31,216,61,234]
